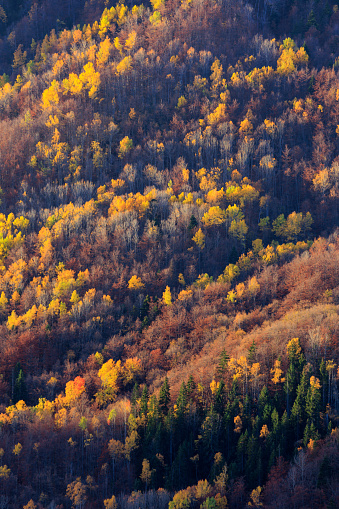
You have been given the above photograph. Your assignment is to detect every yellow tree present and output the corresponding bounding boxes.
[271,359,285,385]
[163,286,172,306]
[104,496,118,509]
[63,376,86,407]
[192,228,205,250]
[66,478,87,508]
[96,37,112,67]
[125,31,137,52]
[116,56,133,75]
[210,58,224,96]
[41,80,60,109]
[118,136,133,158]
[128,275,145,290]
[123,358,142,386]
[201,206,226,226]
[79,62,101,99]
[97,359,122,405]
[140,458,154,493]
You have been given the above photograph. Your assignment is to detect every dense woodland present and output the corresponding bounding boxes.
[0,0,338,507]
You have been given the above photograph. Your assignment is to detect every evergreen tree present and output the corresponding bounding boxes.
[13,362,27,403]
[247,340,257,364]
[284,338,305,415]
[141,386,149,416]
[216,349,229,381]
[291,364,311,440]
[188,214,198,230]
[159,377,170,415]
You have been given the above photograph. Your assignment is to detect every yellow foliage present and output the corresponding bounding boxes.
[286,338,302,358]
[247,276,260,296]
[110,178,125,193]
[53,268,76,298]
[271,359,285,384]
[207,103,227,126]
[73,29,82,44]
[250,362,261,379]
[192,228,205,249]
[118,135,133,157]
[264,118,276,135]
[235,282,245,298]
[310,376,321,389]
[260,245,277,265]
[308,439,315,450]
[102,294,113,304]
[202,206,226,226]
[210,58,224,92]
[239,118,253,135]
[248,486,263,506]
[210,379,220,395]
[125,31,137,52]
[150,10,162,24]
[45,114,60,128]
[294,99,303,113]
[0,214,27,261]
[70,290,80,304]
[206,187,225,205]
[109,189,156,217]
[182,167,190,182]
[13,442,22,456]
[97,359,122,404]
[194,273,212,289]
[313,169,331,194]
[226,289,237,303]
[63,376,86,407]
[4,258,28,292]
[178,273,186,287]
[0,82,12,102]
[218,263,240,284]
[259,424,269,438]
[128,275,145,290]
[114,36,123,53]
[234,415,242,433]
[86,44,97,62]
[116,56,133,75]
[0,291,7,309]
[7,309,21,330]
[79,62,101,98]
[48,298,61,316]
[76,269,90,287]
[62,72,83,95]
[35,397,55,418]
[195,167,222,191]
[41,80,60,109]
[178,289,193,301]
[96,37,112,67]
[123,357,142,385]
[231,72,242,87]
[104,495,118,509]
[0,465,11,479]
[183,192,194,204]
[55,408,67,428]
[195,479,212,499]
[163,286,172,305]
[277,41,308,75]
[225,182,259,205]
[245,66,274,88]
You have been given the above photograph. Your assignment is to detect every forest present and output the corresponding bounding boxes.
[0,0,338,507]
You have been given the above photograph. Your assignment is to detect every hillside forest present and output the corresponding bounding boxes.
[0,0,338,507]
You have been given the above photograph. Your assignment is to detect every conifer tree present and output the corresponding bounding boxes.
[159,377,170,415]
